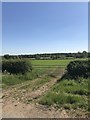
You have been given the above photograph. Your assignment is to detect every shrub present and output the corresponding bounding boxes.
[2,60,32,74]
[66,60,89,79]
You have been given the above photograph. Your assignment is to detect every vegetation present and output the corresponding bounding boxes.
[2,68,51,88]
[60,60,89,80]
[67,60,89,79]
[2,51,89,60]
[19,75,53,91]
[2,59,32,74]
[37,59,89,115]
[2,55,89,117]
[39,78,88,111]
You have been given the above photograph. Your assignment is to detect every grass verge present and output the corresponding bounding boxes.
[39,78,88,111]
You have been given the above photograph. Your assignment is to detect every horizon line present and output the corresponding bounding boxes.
[2,50,88,56]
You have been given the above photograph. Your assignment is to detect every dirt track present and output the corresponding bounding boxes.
[2,73,69,118]
[3,100,68,118]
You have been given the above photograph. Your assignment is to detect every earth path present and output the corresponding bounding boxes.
[2,68,69,118]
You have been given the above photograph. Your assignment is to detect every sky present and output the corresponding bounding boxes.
[2,2,88,55]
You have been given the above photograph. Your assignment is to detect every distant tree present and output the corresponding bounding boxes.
[75,52,83,58]
[82,51,88,58]
[4,54,10,59]
[36,54,40,60]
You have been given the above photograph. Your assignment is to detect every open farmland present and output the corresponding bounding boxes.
[31,58,88,68]
[2,58,89,118]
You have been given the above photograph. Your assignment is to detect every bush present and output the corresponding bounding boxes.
[2,60,32,74]
[66,60,89,79]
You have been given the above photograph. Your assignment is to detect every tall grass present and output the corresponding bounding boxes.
[39,78,88,110]
[2,68,48,87]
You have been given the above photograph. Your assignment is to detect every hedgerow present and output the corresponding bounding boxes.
[60,60,89,80]
[2,60,32,74]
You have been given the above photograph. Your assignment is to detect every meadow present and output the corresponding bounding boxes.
[31,58,88,68]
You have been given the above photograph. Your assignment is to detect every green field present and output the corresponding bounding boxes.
[31,58,88,68]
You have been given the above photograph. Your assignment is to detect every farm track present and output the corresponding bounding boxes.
[2,68,69,118]
[2,74,47,97]
[2,74,55,103]
[22,76,59,102]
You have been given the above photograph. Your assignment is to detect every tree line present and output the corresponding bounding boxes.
[2,51,89,60]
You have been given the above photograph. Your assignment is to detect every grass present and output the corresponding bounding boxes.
[2,74,24,86]
[2,59,67,87]
[19,75,53,91]
[11,75,54,103]
[2,69,46,87]
[31,58,88,67]
[31,59,70,66]
[39,92,87,109]
[2,66,57,88]
[2,58,88,88]
[39,78,88,111]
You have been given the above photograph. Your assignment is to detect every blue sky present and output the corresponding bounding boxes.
[2,2,88,55]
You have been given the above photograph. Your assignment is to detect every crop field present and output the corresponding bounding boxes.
[31,58,88,68]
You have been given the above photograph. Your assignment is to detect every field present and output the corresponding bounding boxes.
[31,58,88,68]
[2,58,89,118]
